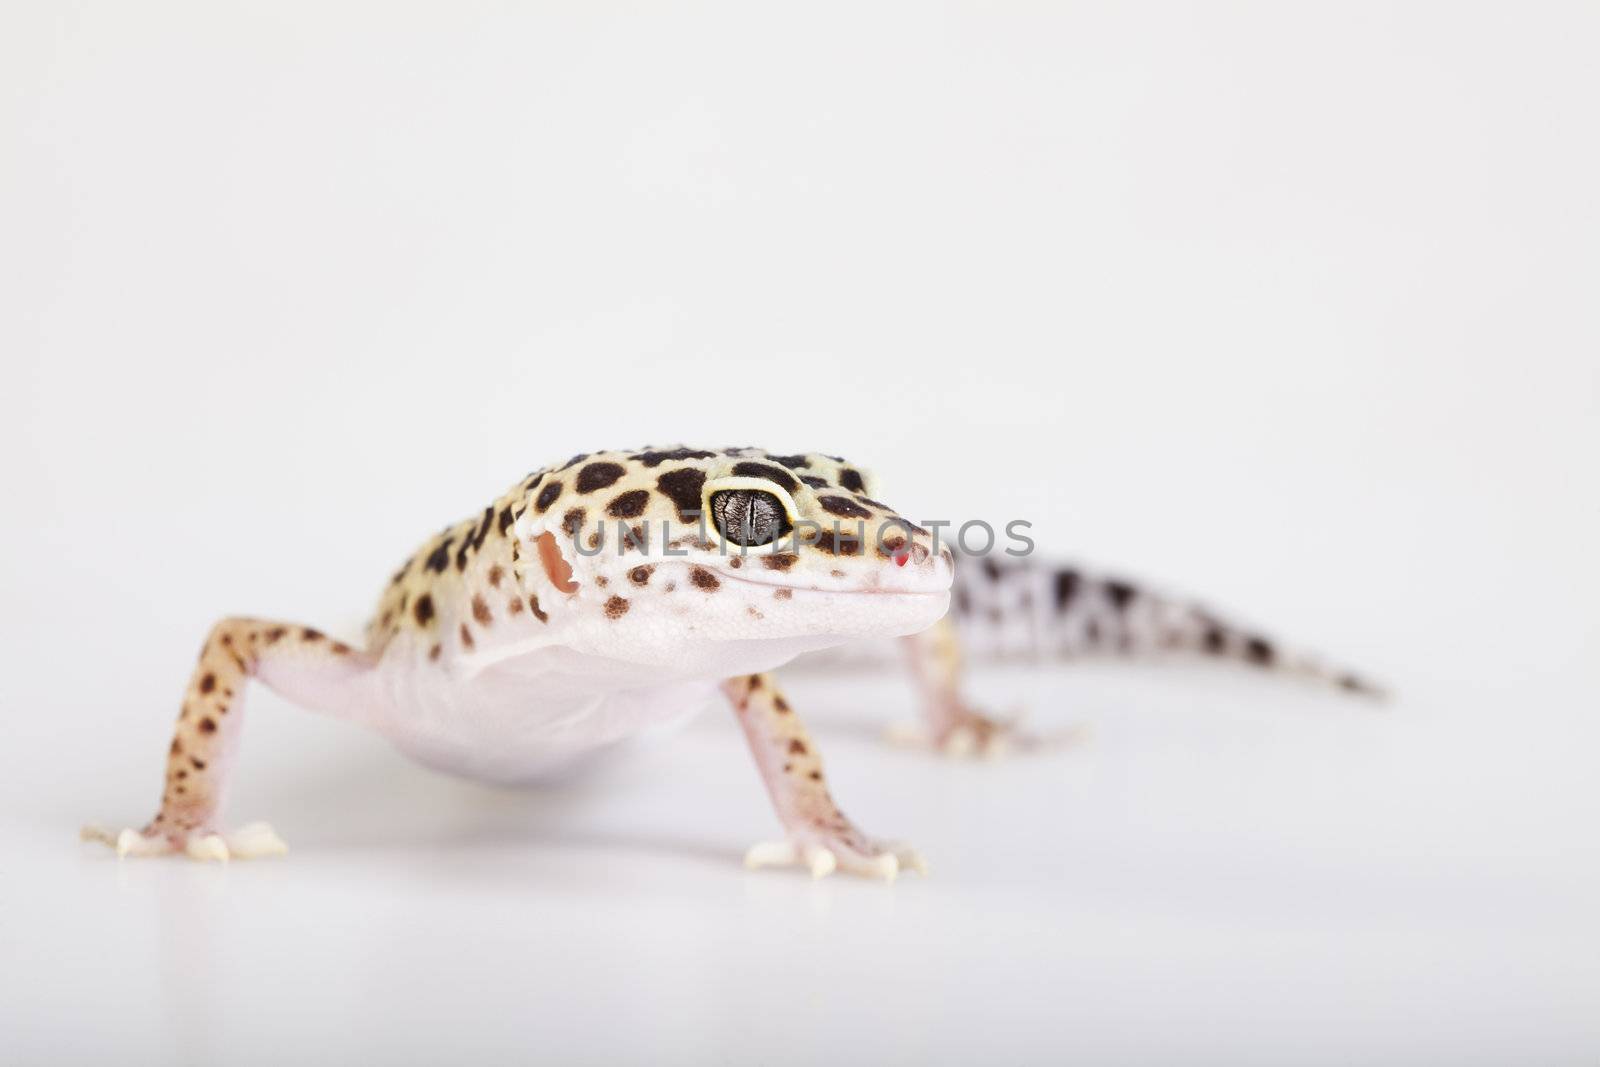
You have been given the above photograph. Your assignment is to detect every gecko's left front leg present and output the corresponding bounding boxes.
[83,617,376,861]
[725,673,925,881]
[895,616,1045,758]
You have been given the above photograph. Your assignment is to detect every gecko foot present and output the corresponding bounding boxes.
[744,832,927,882]
[80,820,289,862]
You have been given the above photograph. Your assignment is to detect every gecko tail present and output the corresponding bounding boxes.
[951,555,1387,700]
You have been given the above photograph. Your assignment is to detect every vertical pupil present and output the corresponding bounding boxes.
[714,490,782,545]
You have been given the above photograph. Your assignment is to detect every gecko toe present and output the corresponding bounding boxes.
[185,833,230,862]
[225,821,289,859]
[805,846,838,880]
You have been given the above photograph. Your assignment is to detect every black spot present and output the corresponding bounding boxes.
[838,468,865,492]
[604,595,630,619]
[575,461,626,494]
[656,467,707,522]
[199,717,217,734]
[818,495,871,519]
[529,594,547,623]
[459,623,475,650]
[535,481,564,512]
[559,453,590,470]
[424,538,454,573]
[607,489,650,518]
[1203,626,1227,653]
[982,558,1002,581]
[629,565,654,586]
[690,566,720,591]
[472,595,493,625]
[799,475,830,489]
[523,471,544,490]
[498,506,516,535]
[301,627,323,641]
[762,553,798,571]
[812,529,864,556]
[414,594,435,625]
[199,673,215,694]
[768,454,810,470]
[1054,570,1080,610]
[731,461,798,493]
[1244,636,1275,666]
[562,507,587,538]
[1105,580,1137,610]
[633,447,715,468]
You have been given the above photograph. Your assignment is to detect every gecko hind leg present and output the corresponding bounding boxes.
[726,673,926,881]
[83,617,376,861]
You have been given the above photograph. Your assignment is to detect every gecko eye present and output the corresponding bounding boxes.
[710,489,791,547]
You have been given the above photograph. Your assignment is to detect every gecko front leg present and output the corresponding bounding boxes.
[889,616,1025,757]
[725,673,925,881]
[83,617,375,861]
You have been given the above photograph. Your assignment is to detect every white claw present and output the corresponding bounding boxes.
[806,846,837,880]
[116,828,141,858]
[895,846,930,877]
[871,852,900,883]
[226,821,288,859]
[744,840,798,870]
[186,833,230,863]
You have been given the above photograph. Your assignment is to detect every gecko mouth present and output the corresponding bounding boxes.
[706,566,951,599]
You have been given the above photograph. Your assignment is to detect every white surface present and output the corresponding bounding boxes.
[2,3,1597,1064]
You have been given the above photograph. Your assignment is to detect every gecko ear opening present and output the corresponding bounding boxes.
[535,532,579,594]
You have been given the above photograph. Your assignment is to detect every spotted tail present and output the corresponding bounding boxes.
[950,555,1384,697]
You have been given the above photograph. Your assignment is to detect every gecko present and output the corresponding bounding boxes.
[84,445,1376,880]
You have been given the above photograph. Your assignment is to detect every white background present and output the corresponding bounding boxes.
[3,3,1597,1064]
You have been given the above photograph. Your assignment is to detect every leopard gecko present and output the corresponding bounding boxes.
[84,445,1375,880]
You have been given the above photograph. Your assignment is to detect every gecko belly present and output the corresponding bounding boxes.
[363,638,737,782]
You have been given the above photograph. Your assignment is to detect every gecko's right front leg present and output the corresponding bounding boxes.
[83,617,375,861]
[726,673,926,881]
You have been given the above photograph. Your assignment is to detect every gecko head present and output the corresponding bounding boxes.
[518,446,953,671]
